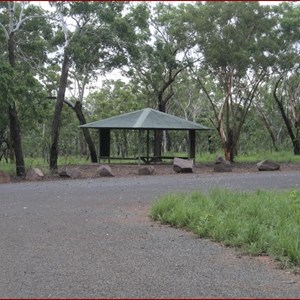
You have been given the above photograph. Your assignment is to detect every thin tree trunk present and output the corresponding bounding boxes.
[154,102,166,159]
[273,77,300,155]
[7,32,25,176]
[73,101,98,163]
[293,139,300,155]
[64,100,98,163]
[8,104,25,176]
[50,50,70,170]
[259,110,279,151]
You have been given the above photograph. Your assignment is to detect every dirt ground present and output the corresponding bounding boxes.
[47,161,300,181]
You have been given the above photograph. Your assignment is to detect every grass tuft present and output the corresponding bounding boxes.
[150,188,300,268]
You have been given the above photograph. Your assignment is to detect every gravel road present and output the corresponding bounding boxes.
[1,171,300,298]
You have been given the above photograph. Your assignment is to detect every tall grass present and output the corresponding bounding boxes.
[150,189,300,269]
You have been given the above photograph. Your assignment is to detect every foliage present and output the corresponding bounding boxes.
[150,188,300,269]
[188,2,278,161]
[2,2,300,174]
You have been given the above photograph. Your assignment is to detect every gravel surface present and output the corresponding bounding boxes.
[1,171,300,298]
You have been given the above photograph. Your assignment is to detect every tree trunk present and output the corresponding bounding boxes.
[7,32,25,176]
[273,77,299,155]
[154,102,166,159]
[8,104,25,176]
[50,50,70,171]
[293,139,300,155]
[73,101,98,163]
[259,111,279,152]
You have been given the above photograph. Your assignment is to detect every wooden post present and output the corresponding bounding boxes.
[188,130,196,162]
[146,129,150,163]
[99,129,111,162]
[138,129,141,165]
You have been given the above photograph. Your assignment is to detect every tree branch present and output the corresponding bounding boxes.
[0,22,9,40]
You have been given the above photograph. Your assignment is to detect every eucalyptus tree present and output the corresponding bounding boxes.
[254,86,283,152]
[0,59,12,163]
[126,3,196,157]
[0,2,50,175]
[269,2,300,154]
[86,79,143,157]
[189,1,276,161]
[47,2,147,170]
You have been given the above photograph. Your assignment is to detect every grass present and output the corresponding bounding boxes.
[1,150,300,176]
[166,150,300,164]
[150,188,300,269]
[0,156,91,176]
[0,148,300,182]
[234,151,300,164]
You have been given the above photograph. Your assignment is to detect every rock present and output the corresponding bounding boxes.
[58,168,69,177]
[0,171,11,183]
[138,166,155,175]
[95,165,115,177]
[214,163,232,172]
[173,157,193,173]
[59,167,82,179]
[67,168,82,179]
[213,156,232,172]
[215,156,230,165]
[257,160,280,171]
[25,168,44,181]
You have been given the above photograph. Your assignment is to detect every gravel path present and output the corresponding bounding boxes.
[1,171,300,298]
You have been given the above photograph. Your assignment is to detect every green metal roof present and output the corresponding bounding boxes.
[80,108,210,130]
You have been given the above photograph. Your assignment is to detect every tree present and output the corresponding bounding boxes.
[48,2,147,170]
[126,3,196,157]
[85,79,143,158]
[0,2,50,176]
[269,3,300,154]
[0,59,13,163]
[190,2,275,161]
[254,87,282,152]
[273,74,300,154]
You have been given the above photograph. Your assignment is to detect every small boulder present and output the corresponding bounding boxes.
[59,167,82,179]
[58,168,69,177]
[214,163,232,172]
[0,171,11,183]
[25,168,44,181]
[215,156,229,164]
[138,166,155,175]
[214,156,232,172]
[173,157,193,173]
[95,165,115,177]
[257,160,280,171]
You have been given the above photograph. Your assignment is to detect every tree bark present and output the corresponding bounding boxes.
[273,77,300,155]
[8,104,25,176]
[69,101,98,163]
[50,50,70,170]
[258,110,279,151]
[154,102,167,159]
[7,31,25,176]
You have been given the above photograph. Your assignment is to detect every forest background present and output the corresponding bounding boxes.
[1,1,300,176]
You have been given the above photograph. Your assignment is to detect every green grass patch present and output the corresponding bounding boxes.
[234,151,300,163]
[150,189,300,268]
[0,156,91,176]
[1,150,300,176]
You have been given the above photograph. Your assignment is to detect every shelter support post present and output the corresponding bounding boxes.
[188,129,196,162]
[138,129,142,165]
[146,130,150,161]
[99,129,111,163]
